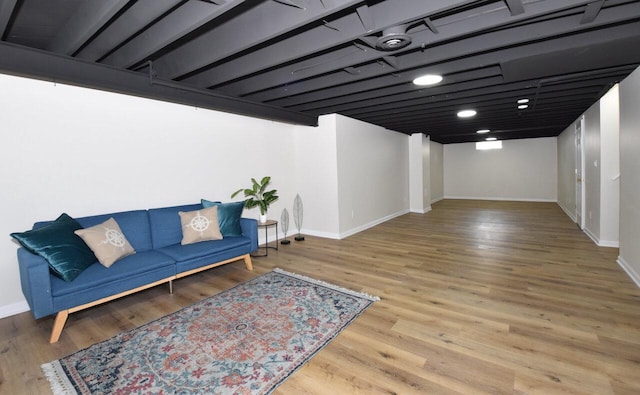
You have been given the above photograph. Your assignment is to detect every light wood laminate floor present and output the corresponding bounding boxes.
[1,200,639,394]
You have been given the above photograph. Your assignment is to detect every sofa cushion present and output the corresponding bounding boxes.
[149,204,202,249]
[75,218,136,267]
[75,210,152,252]
[158,236,249,262]
[179,206,223,245]
[201,199,245,237]
[160,236,252,275]
[11,213,97,282]
[50,250,176,311]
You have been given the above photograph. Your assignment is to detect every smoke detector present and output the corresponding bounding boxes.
[376,26,412,51]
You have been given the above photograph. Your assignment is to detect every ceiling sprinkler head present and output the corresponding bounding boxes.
[376,26,411,51]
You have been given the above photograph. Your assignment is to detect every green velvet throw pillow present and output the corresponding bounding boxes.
[11,213,97,282]
[201,199,245,237]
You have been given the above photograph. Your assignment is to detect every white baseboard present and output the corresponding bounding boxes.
[583,227,619,248]
[290,210,411,241]
[444,195,557,203]
[298,228,341,240]
[339,209,409,239]
[0,300,29,319]
[617,256,640,288]
[598,239,619,248]
[431,196,444,204]
[410,206,432,214]
[584,227,599,246]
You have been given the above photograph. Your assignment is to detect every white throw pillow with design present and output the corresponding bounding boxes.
[75,217,136,268]
[179,206,223,245]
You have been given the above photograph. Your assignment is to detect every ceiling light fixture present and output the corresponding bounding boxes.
[413,74,443,86]
[376,26,412,51]
[518,104,529,109]
[517,98,529,104]
[457,109,477,118]
[486,137,497,141]
[476,129,490,134]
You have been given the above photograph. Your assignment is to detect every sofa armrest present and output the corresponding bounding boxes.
[240,218,258,252]
[17,248,55,319]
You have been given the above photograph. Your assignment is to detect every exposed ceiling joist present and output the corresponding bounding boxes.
[267,10,640,111]
[343,66,360,75]
[319,0,334,9]
[581,0,605,24]
[356,4,376,32]
[504,0,525,16]
[47,0,130,55]
[75,0,183,62]
[273,0,305,9]
[423,17,438,34]
[216,0,595,99]
[0,0,18,39]
[340,73,629,119]
[277,65,503,111]
[152,0,362,80]
[382,56,399,69]
[183,0,462,88]
[102,0,247,69]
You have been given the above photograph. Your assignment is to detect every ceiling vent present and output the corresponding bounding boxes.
[376,25,412,51]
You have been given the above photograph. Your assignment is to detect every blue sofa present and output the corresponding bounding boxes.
[17,203,258,343]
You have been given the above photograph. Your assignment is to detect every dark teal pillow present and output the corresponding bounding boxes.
[201,199,244,237]
[11,213,97,282]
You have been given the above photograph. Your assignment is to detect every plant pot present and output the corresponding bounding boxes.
[259,214,267,223]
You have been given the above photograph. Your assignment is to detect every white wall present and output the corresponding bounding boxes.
[422,136,431,210]
[0,74,303,316]
[583,102,602,240]
[599,85,620,246]
[618,66,640,286]
[293,114,340,239]
[409,133,424,212]
[557,124,577,220]
[335,114,409,237]
[408,133,431,213]
[557,85,620,247]
[444,137,558,201]
[430,140,444,203]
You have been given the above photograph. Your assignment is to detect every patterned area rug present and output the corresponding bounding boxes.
[42,268,378,394]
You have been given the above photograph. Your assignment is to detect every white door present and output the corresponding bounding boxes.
[575,119,585,229]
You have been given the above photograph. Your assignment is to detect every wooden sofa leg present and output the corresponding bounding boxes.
[50,310,69,343]
[244,254,254,271]
[169,280,173,294]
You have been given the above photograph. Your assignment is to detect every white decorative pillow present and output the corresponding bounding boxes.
[179,206,223,245]
[74,218,136,268]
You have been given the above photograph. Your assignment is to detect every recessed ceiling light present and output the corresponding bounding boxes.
[457,109,477,118]
[413,74,443,86]
[476,129,490,134]
[518,104,529,109]
[486,137,497,141]
[517,98,529,104]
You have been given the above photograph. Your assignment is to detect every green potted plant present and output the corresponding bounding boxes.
[231,176,279,223]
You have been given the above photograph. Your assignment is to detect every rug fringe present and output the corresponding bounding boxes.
[274,268,380,301]
[41,361,78,395]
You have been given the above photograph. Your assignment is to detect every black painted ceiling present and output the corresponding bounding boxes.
[1,0,639,143]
